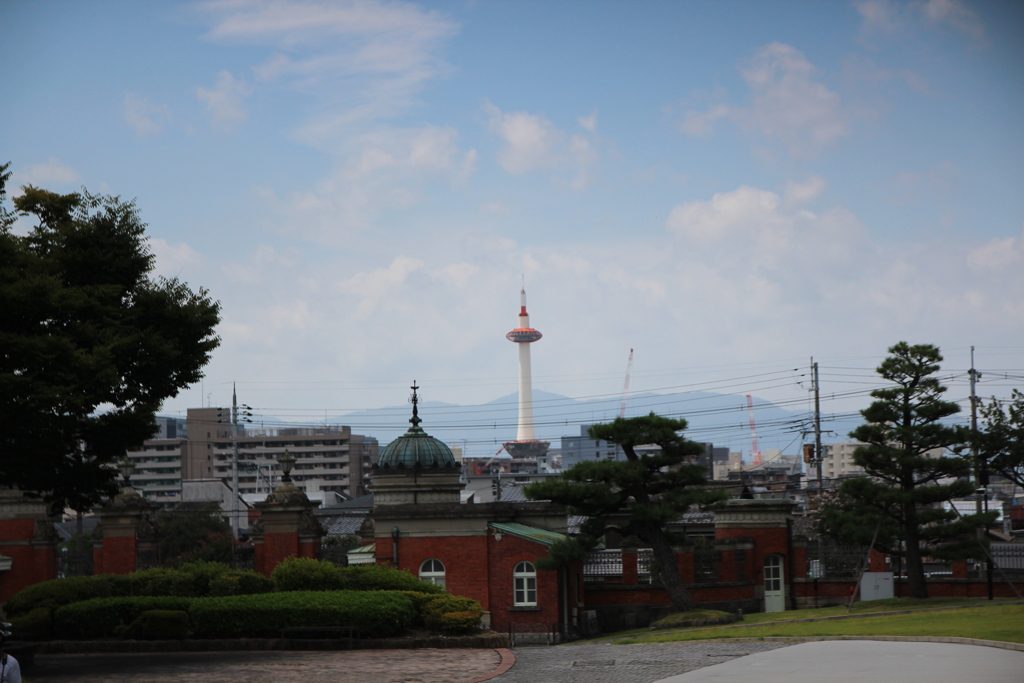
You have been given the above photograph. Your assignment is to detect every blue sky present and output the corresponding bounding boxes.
[3,0,1023,454]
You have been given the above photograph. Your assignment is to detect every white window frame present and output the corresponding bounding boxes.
[513,560,537,606]
[419,558,446,588]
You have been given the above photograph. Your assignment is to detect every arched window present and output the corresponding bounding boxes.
[513,561,537,605]
[419,558,446,588]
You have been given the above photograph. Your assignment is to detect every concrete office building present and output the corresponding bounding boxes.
[122,410,377,507]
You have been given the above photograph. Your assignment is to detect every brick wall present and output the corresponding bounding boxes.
[487,533,560,633]
[94,535,137,576]
[0,519,56,603]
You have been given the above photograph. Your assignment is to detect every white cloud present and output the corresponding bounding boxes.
[484,102,599,189]
[150,238,203,277]
[855,0,903,33]
[344,255,425,318]
[968,228,1022,271]
[737,43,848,158]
[668,186,782,243]
[677,44,847,158]
[196,70,251,132]
[124,94,171,136]
[920,0,985,41]
[197,0,458,128]
[577,112,598,132]
[680,102,731,136]
[855,0,985,44]
[783,176,827,208]
[12,159,80,188]
[888,160,959,205]
[272,125,476,242]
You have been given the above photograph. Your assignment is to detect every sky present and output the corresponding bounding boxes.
[3,0,1023,457]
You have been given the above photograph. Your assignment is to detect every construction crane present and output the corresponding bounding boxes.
[619,348,634,418]
[746,394,762,466]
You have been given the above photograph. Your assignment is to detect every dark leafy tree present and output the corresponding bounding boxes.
[525,413,726,612]
[156,505,235,566]
[0,166,220,512]
[826,342,992,599]
[978,389,1024,490]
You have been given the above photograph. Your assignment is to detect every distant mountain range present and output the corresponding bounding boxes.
[288,390,866,460]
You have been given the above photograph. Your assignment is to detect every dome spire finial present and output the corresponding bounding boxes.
[409,380,421,429]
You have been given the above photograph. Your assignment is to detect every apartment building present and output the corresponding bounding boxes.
[123,410,378,507]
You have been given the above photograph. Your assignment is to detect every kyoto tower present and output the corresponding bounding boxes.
[504,286,550,462]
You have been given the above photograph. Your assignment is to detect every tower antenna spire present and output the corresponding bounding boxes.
[504,284,549,465]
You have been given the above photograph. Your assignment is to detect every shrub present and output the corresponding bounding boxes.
[4,575,131,618]
[119,610,191,640]
[189,590,415,639]
[335,565,445,594]
[399,591,439,625]
[8,606,54,640]
[436,610,483,635]
[271,557,342,592]
[208,570,274,597]
[421,594,483,634]
[174,561,234,595]
[55,596,194,640]
[128,568,200,597]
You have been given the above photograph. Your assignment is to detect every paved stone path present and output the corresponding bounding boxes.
[29,642,792,682]
[495,641,793,683]
[29,648,503,683]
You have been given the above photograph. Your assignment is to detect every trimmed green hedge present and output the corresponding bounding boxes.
[5,562,272,627]
[7,606,55,640]
[55,596,195,639]
[120,610,191,640]
[4,574,131,618]
[271,558,445,594]
[189,590,415,639]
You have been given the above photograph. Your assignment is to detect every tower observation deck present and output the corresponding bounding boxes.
[504,287,550,462]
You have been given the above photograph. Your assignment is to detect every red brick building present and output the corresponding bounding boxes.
[367,387,584,635]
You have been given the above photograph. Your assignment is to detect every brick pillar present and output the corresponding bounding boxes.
[677,548,695,584]
[252,481,323,577]
[93,488,158,575]
[0,489,59,602]
[951,560,969,579]
[869,548,888,572]
[791,537,808,579]
[622,549,638,585]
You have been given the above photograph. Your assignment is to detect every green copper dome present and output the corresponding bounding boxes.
[376,383,458,470]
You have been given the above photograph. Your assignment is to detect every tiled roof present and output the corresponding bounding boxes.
[318,513,367,536]
[489,522,566,547]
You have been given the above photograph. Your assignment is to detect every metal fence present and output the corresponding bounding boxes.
[972,543,1024,579]
[806,545,869,579]
[637,549,655,584]
[56,549,93,578]
[508,622,563,647]
[693,545,719,584]
[583,549,622,581]
[320,544,350,567]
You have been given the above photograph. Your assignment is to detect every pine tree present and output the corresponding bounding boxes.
[525,413,725,612]
[829,342,990,598]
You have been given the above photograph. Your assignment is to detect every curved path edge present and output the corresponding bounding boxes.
[683,635,1024,652]
[462,648,515,683]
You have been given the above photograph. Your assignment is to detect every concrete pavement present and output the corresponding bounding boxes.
[650,641,1024,683]
[26,639,1024,682]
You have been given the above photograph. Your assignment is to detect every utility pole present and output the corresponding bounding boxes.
[231,384,240,538]
[969,346,994,599]
[812,358,823,493]
[228,384,253,538]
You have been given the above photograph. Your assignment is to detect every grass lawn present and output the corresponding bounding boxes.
[613,601,1024,645]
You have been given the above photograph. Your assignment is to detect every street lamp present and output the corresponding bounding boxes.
[279,450,295,484]
[118,457,136,489]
